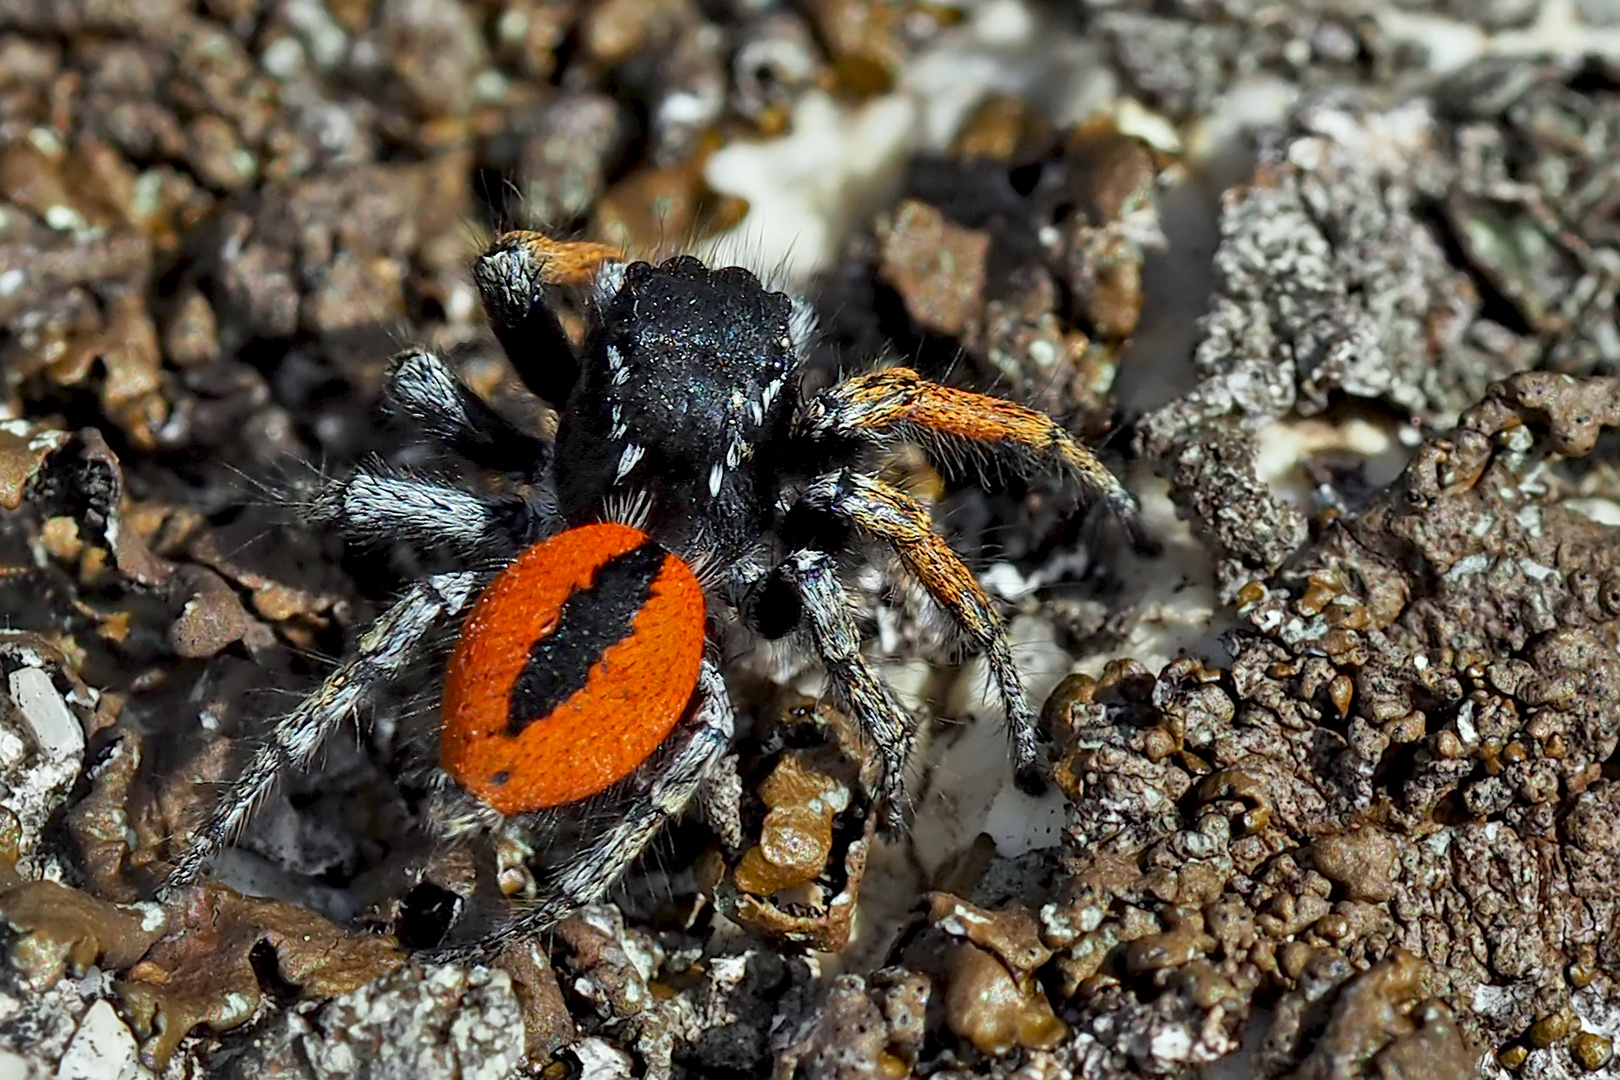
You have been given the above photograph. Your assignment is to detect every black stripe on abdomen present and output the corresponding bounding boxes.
[506,542,666,735]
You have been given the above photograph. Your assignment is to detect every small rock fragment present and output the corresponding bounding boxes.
[122,883,403,1069]
[56,999,145,1080]
[0,880,165,991]
[7,667,84,762]
[878,200,990,339]
[1302,827,1398,904]
[1572,1031,1614,1072]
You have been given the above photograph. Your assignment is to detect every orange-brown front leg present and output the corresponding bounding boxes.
[797,367,1140,527]
[799,469,1045,790]
[480,231,626,287]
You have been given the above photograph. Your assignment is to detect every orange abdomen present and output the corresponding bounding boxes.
[441,522,706,814]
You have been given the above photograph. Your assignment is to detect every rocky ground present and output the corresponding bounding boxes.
[3,0,1620,1077]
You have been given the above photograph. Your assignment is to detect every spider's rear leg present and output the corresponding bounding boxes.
[163,571,481,892]
[776,550,918,832]
[384,348,552,475]
[796,469,1047,794]
[472,231,625,406]
[796,366,1144,543]
[430,659,736,962]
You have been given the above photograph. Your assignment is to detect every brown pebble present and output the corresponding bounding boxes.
[168,566,253,659]
[1141,726,1177,763]
[495,940,577,1062]
[1064,119,1157,224]
[1279,941,1314,980]
[1125,907,1213,974]
[1304,826,1398,903]
[942,943,1064,1057]
[1527,1009,1576,1048]
[0,880,166,991]
[734,754,845,897]
[162,287,219,367]
[1324,603,1371,630]
[1572,1032,1613,1071]
[41,517,84,562]
[0,426,70,511]
[877,200,989,338]
[1296,576,1340,617]
[950,97,1051,162]
[1328,673,1353,718]
[1235,581,1266,607]
[0,807,20,869]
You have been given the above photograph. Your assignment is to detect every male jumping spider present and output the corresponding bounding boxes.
[166,232,1138,956]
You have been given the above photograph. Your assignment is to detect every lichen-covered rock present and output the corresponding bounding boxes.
[774,974,907,1080]
[1024,374,1620,1077]
[0,641,91,869]
[1137,96,1529,596]
[222,963,523,1080]
[1436,61,1620,376]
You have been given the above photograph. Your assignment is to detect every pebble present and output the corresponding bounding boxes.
[8,668,84,762]
[56,1000,146,1080]
[574,1036,636,1080]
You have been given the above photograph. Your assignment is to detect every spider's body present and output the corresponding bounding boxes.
[440,521,706,814]
[165,232,1138,957]
[556,256,803,556]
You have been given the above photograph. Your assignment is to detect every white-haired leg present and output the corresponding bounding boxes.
[777,549,916,830]
[384,349,552,474]
[165,571,482,891]
[430,659,735,960]
[311,467,551,556]
[472,231,626,407]
[797,469,1044,790]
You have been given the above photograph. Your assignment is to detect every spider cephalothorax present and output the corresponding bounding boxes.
[166,232,1138,957]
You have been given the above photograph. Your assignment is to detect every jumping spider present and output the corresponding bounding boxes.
[166,232,1138,956]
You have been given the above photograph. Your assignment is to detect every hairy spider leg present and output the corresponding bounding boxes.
[798,366,1142,529]
[797,469,1046,791]
[312,468,542,558]
[165,571,481,891]
[431,658,735,962]
[775,549,917,830]
[384,348,552,475]
[473,232,627,406]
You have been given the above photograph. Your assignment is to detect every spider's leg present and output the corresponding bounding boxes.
[777,549,917,831]
[164,571,482,892]
[693,751,745,854]
[432,659,735,961]
[312,465,553,556]
[472,231,626,407]
[796,366,1141,532]
[384,348,552,474]
[799,469,1045,791]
